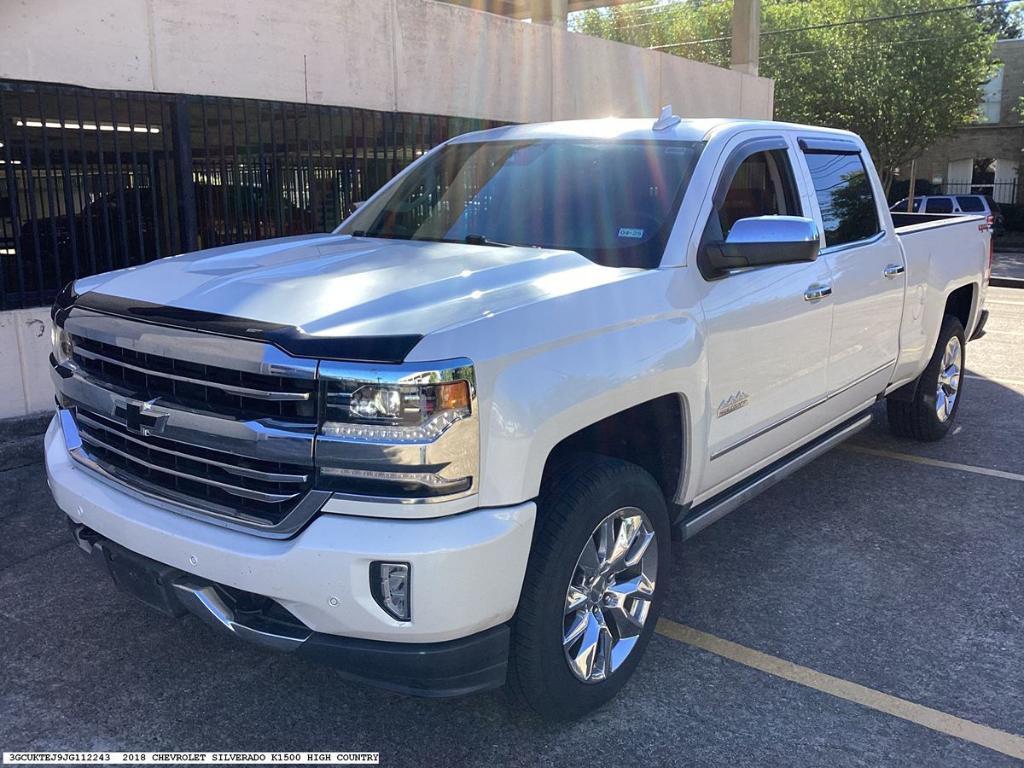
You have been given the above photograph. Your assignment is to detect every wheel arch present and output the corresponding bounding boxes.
[944,282,976,333]
[538,393,690,515]
[889,284,974,404]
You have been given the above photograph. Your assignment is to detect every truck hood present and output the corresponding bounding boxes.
[76,234,637,339]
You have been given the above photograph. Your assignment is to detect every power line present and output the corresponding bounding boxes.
[613,0,1011,50]
[759,33,953,61]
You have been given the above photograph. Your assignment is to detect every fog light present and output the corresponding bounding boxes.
[370,561,410,621]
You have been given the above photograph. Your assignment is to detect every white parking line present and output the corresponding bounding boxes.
[656,619,1024,760]
[985,299,1024,307]
[965,373,1024,387]
[843,445,1024,483]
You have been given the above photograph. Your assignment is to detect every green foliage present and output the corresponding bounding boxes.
[573,0,998,188]
[976,0,1024,38]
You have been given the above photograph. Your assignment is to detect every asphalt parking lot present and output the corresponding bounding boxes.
[1,287,1022,767]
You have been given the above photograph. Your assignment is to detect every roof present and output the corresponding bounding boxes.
[449,117,860,144]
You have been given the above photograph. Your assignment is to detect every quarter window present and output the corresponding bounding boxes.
[803,151,880,248]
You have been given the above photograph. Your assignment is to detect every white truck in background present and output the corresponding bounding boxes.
[45,113,990,719]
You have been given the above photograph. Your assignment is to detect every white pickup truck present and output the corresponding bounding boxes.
[45,114,991,719]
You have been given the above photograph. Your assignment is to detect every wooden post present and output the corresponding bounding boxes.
[906,159,917,213]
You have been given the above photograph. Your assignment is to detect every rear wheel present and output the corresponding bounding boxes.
[886,315,965,441]
[506,455,670,720]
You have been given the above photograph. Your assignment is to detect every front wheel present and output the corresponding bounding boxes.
[886,314,965,441]
[506,455,670,720]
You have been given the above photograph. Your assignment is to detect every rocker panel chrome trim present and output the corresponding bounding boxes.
[683,412,872,540]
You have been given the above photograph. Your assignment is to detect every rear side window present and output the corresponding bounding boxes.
[803,151,880,248]
[925,198,954,214]
[956,196,985,212]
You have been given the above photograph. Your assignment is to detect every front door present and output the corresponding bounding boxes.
[696,136,835,498]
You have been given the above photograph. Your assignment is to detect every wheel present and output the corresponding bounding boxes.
[506,454,670,720]
[886,314,965,441]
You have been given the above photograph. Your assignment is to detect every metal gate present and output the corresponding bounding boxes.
[0,79,503,310]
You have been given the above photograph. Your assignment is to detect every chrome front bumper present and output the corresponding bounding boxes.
[46,415,536,644]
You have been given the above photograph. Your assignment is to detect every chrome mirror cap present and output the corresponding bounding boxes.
[725,215,820,247]
[703,215,821,277]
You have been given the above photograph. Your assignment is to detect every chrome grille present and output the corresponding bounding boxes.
[69,334,317,422]
[75,409,312,527]
[53,308,326,536]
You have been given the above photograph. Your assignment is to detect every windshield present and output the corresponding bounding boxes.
[339,139,703,268]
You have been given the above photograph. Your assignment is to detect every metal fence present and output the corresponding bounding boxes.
[943,179,1018,205]
[0,79,504,310]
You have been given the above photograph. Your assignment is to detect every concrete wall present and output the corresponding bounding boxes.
[0,0,774,124]
[0,308,54,419]
[0,0,773,418]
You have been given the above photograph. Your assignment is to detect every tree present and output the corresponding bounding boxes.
[574,0,997,190]
[976,0,1024,38]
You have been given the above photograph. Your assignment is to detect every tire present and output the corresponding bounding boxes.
[886,314,965,441]
[506,454,670,720]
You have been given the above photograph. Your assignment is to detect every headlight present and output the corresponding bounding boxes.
[316,359,478,501]
[51,325,74,365]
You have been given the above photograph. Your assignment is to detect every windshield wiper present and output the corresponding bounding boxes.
[464,233,511,248]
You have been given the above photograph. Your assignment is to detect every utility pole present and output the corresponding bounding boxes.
[731,0,761,76]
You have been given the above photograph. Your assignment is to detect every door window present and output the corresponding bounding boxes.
[924,197,954,214]
[803,151,880,248]
[704,149,802,243]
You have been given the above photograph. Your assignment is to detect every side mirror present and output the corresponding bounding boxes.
[703,215,820,276]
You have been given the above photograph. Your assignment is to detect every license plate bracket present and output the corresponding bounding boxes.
[94,540,188,618]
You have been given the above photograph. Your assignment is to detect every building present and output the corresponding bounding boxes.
[0,0,773,418]
[912,38,1024,205]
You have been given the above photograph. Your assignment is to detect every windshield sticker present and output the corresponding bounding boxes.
[617,227,645,239]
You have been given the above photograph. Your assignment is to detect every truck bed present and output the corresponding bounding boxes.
[890,211,987,231]
[888,210,989,388]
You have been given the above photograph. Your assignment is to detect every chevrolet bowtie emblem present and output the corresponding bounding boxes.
[118,398,169,436]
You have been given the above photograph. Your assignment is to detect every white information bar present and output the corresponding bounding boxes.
[2,754,379,765]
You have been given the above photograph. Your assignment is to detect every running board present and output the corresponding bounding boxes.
[678,411,873,541]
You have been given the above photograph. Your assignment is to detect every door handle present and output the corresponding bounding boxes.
[883,263,905,279]
[804,283,833,302]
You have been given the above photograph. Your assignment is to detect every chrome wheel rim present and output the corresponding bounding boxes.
[562,506,658,684]
[936,336,962,422]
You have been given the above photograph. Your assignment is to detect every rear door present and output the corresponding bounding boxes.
[796,137,903,411]
[694,134,835,496]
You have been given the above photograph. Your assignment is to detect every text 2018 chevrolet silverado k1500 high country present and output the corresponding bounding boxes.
[44,113,991,719]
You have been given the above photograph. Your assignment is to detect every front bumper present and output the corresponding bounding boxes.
[44,415,536,646]
[72,526,509,697]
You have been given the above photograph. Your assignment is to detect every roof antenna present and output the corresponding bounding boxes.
[653,105,681,131]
